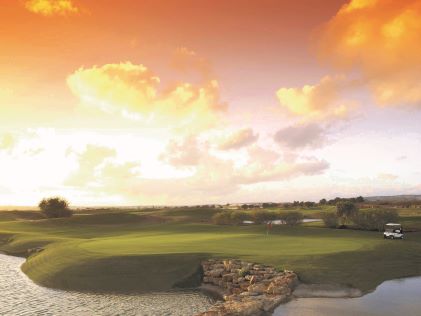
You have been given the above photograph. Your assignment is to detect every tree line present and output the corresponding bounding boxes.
[322,201,399,231]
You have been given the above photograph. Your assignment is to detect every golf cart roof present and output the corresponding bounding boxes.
[385,223,401,226]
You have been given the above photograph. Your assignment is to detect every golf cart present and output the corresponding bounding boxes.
[383,223,404,239]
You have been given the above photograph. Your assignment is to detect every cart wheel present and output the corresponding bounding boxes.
[390,236,394,239]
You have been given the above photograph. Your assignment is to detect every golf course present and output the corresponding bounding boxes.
[1,205,420,295]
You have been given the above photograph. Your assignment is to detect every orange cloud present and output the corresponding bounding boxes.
[0,134,16,151]
[160,136,202,167]
[24,0,79,16]
[171,47,212,80]
[320,0,421,107]
[65,145,116,186]
[67,62,226,131]
[217,128,259,150]
[276,75,353,120]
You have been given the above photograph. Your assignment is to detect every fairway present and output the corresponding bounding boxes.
[1,208,421,294]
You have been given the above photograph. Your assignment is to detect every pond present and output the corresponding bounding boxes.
[2,252,420,316]
[274,276,421,316]
[0,254,214,316]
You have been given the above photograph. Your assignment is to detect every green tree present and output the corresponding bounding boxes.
[356,196,365,203]
[319,198,327,205]
[336,201,358,226]
[251,210,277,224]
[322,212,339,228]
[280,211,304,226]
[230,211,251,225]
[38,197,72,218]
[212,211,232,225]
[352,209,399,231]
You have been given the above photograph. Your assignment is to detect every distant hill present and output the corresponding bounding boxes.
[364,195,421,202]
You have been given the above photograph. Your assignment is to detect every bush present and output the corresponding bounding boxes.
[238,267,250,277]
[322,212,339,228]
[352,209,399,231]
[250,210,277,224]
[38,197,72,218]
[336,201,358,225]
[212,211,232,225]
[230,211,251,225]
[280,211,304,226]
[212,211,251,225]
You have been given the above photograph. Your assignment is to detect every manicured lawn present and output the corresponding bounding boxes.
[0,208,420,293]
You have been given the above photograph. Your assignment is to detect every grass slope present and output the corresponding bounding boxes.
[0,207,420,293]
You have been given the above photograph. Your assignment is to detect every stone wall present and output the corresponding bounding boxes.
[197,259,298,316]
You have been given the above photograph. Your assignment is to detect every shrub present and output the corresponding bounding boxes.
[230,211,251,225]
[212,211,232,225]
[212,211,252,225]
[352,209,399,231]
[238,267,250,277]
[251,210,277,224]
[336,201,358,225]
[322,212,339,228]
[38,197,72,218]
[280,211,304,226]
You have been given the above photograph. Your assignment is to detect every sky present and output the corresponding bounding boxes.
[1,0,421,206]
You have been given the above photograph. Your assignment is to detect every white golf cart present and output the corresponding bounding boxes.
[383,223,404,239]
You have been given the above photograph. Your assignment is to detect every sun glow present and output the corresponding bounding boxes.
[1,0,421,206]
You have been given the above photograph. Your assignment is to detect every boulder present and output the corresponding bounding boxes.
[247,283,267,294]
[197,259,297,316]
[210,269,225,277]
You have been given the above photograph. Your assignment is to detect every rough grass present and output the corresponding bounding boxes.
[0,207,420,294]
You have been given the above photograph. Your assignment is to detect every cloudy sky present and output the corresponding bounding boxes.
[1,0,421,206]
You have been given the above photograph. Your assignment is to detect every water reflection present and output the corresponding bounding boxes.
[0,254,213,316]
[274,276,421,316]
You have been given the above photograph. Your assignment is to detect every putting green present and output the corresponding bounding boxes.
[0,210,420,293]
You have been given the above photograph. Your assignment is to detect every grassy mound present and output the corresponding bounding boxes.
[23,247,205,292]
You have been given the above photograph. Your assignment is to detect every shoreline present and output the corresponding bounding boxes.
[292,283,363,298]
[2,251,421,316]
[0,250,413,300]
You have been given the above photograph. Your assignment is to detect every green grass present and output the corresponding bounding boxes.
[0,207,420,294]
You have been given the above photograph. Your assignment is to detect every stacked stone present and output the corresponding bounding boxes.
[199,259,298,316]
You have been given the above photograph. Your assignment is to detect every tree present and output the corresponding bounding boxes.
[336,201,358,226]
[322,212,339,228]
[352,209,399,231]
[356,196,365,203]
[280,211,304,226]
[304,201,316,208]
[251,210,277,224]
[212,211,232,225]
[230,211,251,225]
[212,211,252,225]
[319,198,327,205]
[39,197,72,218]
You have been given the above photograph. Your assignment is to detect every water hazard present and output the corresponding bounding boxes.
[0,254,214,316]
[274,276,421,316]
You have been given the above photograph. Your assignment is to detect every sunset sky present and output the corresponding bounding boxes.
[1,0,421,206]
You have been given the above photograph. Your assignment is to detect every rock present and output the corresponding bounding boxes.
[197,259,297,316]
[247,283,267,294]
[261,295,287,312]
[222,273,235,282]
[239,282,249,290]
[223,299,263,316]
[232,287,243,295]
[210,269,224,277]
[266,283,290,295]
